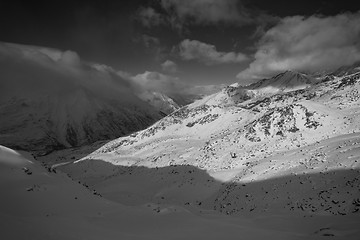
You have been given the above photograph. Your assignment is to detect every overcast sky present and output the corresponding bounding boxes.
[1,0,359,86]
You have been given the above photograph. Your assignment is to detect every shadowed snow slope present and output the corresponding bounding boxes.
[6,145,360,239]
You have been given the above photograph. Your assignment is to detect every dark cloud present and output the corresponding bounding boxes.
[237,12,360,84]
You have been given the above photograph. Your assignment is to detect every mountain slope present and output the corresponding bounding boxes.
[83,70,352,169]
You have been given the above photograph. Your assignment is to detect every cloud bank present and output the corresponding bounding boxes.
[179,39,248,65]
[0,42,138,102]
[237,12,360,84]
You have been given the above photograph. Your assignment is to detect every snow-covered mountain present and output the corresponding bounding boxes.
[50,68,360,220]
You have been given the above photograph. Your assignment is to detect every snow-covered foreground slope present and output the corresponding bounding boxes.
[6,145,360,239]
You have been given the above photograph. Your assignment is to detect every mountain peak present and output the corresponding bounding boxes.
[248,70,314,94]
